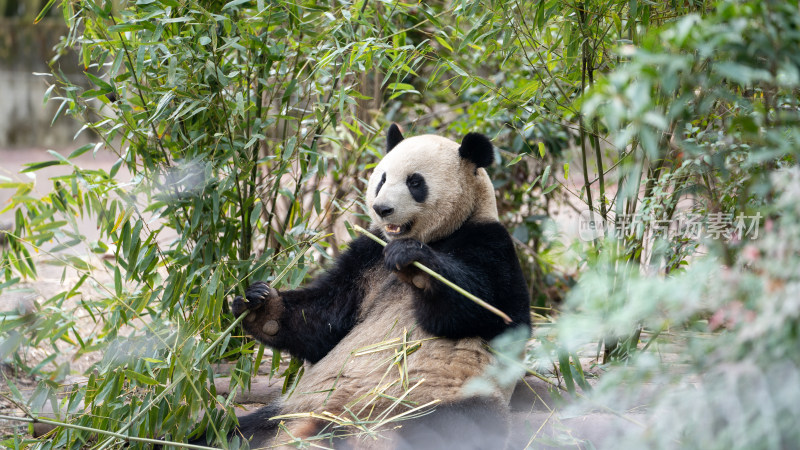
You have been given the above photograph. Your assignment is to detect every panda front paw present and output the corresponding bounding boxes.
[231,281,273,314]
[384,239,435,290]
[383,238,431,270]
[232,281,284,338]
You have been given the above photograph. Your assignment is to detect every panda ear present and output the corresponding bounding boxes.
[386,123,405,153]
[459,132,494,168]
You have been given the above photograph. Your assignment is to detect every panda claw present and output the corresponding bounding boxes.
[231,281,279,317]
[384,238,436,289]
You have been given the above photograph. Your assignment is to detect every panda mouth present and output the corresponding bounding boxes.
[384,222,413,237]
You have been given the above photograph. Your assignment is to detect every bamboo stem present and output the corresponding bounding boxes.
[351,224,513,324]
[0,414,219,450]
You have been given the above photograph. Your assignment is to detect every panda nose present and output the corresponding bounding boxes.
[373,204,394,218]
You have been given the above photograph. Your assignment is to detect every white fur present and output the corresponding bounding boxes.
[366,134,498,243]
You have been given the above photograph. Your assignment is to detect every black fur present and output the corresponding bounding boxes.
[190,404,281,447]
[231,404,281,442]
[406,172,428,203]
[233,235,384,363]
[387,123,405,152]
[459,132,494,169]
[383,221,531,340]
[375,172,386,195]
[234,221,528,364]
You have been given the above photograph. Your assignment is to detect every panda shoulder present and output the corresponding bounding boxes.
[346,234,385,258]
[453,221,515,248]
[309,235,384,288]
[332,234,384,270]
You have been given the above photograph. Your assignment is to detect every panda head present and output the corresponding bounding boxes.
[366,124,499,244]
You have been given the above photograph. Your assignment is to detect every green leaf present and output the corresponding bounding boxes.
[110,158,123,178]
[125,369,160,386]
[152,90,175,122]
[271,349,282,378]
[80,89,109,99]
[50,99,68,126]
[0,331,23,360]
[108,23,154,33]
[68,143,95,159]
[46,150,74,166]
[386,82,415,92]
[21,160,65,173]
[114,265,122,297]
[222,0,250,10]
[449,62,468,77]
[85,72,114,93]
[534,0,545,29]
[571,352,591,392]
[612,12,623,36]
[506,154,523,167]
[281,79,298,105]
[558,350,576,395]
[434,35,453,52]
[254,344,266,377]
[0,277,21,291]
[34,0,59,23]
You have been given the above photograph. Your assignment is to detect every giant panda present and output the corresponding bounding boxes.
[205,124,531,449]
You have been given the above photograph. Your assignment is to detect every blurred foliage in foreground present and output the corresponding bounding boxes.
[544,1,800,449]
[0,0,799,448]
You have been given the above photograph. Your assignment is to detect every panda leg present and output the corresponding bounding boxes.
[189,404,282,448]
[391,396,510,450]
[232,404,282,444]
[233,406,340,449]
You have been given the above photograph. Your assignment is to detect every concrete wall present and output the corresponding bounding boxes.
[0,18,87,148]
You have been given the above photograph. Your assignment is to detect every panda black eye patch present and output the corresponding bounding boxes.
[406,173,428,203]
[375,172,386,195]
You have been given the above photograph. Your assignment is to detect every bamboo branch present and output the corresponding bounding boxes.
[0,414,219,450]
[93,238,316,449]
[350,224,513,324]
[94,311,250,450]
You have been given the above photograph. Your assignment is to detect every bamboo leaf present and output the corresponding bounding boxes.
[21,161,65,173]
[34,0,59,23]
